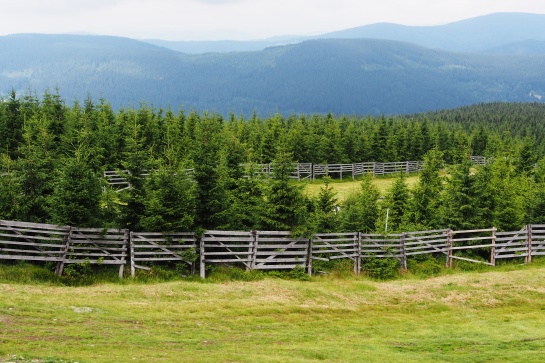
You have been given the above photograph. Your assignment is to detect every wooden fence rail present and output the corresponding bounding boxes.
[5,219,545,279]
[102,157,490,188]
[130,232,197,277]
[104,157,490,188]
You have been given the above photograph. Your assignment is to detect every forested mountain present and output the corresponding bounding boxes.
[320,13,545,53]
[147,13,545,54]
[1,34,544,116]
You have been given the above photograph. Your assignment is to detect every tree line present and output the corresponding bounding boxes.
[1,90,545,234]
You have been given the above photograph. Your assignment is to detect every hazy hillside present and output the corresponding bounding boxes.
[0,34,184,107]
[1,34,544,115]
[484,40,545,55]
[147,36,301,54]
[322,13,545,53]
[147,13,545,55]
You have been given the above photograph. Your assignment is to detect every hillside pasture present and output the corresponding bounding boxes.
[303,175,419,201]
[2,263,545,362]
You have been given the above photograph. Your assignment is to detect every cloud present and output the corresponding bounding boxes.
[0,0,544,40]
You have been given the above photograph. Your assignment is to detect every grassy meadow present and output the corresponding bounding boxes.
[2,261,545,363]
[303,175,419,201]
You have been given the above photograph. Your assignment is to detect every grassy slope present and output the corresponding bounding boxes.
[2,264,545,362]
[304,175,419,201]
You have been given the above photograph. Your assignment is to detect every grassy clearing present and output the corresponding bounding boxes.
[303,175,419,201]
[2,261,545,362]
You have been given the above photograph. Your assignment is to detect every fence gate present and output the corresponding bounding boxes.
[65,227,128,277]
[447,228,496,267]
[403,229,450,260]
[310,232,360,275]
[0,220,70,275]
[494,227,529,262]
[361,233,403,267]
[130,232,197,277]
[200,231,255,278]
[254,231,310,270]
[529,225,545,261]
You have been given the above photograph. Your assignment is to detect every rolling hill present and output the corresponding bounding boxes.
[146,13,545,55]
[1,34,544,116]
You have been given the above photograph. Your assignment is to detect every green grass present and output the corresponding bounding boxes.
[2,261,545,362]
[303,175,419,201]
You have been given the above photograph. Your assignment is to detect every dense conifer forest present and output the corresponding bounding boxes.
[2,90,545,233]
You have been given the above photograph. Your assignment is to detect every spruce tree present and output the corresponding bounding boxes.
[0,154,21,220]
[440,160,479,230]
[139,166,196,232]
[48,156,102,227]
[312,176,340,233]
[340,174,380,233]
[192,114,230,229]
[407,149,444,229]
[262,145,309,232]
[379,173,410,232]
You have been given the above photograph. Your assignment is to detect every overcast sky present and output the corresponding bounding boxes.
[1,0,544,41]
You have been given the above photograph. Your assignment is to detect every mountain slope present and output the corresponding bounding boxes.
[322,13,545,53]
[1,34,544,116]
[149,13,545,54]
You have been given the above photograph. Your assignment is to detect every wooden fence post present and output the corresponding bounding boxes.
[400,232,407,270]
[357,232,362,274]
[130,231,136,278]
[527,224,533,264]
[251,230,258,271]
[55,226,72,277]
[447,229,453,268]
[307,236,313,276]
[119,229,129,278]
[491,227,496,267]
[199,235,206,278]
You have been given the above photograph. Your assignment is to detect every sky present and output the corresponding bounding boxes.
[1,0,545,41]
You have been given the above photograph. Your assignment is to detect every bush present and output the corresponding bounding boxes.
[206,265,265,282]
[407,254,444,277]
[361,256,400,280]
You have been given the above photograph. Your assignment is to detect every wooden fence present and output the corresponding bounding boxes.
[103,157,489,188]
[130,231,197,277]
[3,219,542,279]
[0,220,128,277]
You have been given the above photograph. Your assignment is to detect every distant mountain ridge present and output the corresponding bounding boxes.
[145,12,545,54]
[1,32,545,116]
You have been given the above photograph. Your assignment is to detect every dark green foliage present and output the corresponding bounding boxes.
[1,90,545,233]
[262,146,310,233]
[488,159,527,231]
[0,155,20,220]
[311,177,340,233]
[516,137,538,175]
[48,158,102,227]
[361,256,400,280]
[341,175,380,233]
[440,160,479,230]
[218,174,265,231]
[119,111,149,230]
[191,114,230,229]
[407,149,444,229]
[380,173,410,232]
[407,254,444,277]
[139,166,196,232]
